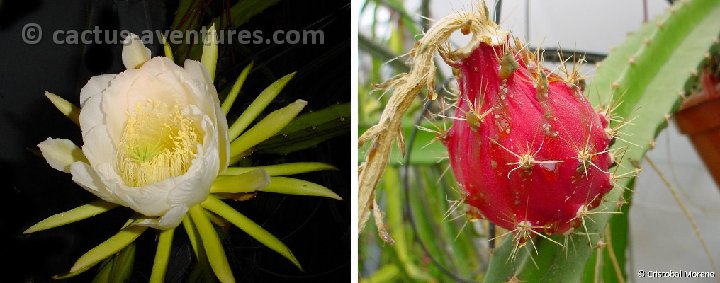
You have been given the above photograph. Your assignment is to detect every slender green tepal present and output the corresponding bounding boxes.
[150,228,175,283]
[222,62,254,114]
[44,91,80,125]
[261,177,342,200]
[24,200,118,234]
[201,24,218,81]
[189,205,234,283]
[228,72,296,141]
[222,162,336,176]
[55,219,146,279]
[201,195,302,270]
[229,99,307,163]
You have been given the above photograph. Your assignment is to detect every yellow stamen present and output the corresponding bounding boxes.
[116,100,202,187]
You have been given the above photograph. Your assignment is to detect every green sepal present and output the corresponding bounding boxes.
[201,195,302,270]
[188,205,234,283]
[222,162,336,176]
[24,200,118,234]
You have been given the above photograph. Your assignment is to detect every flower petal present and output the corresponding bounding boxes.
[95,163,172,216]
[215,112,230,172]
[175,62,229,171]
[38,138,87,173]
[212,92,230,172]
[157,205,189,229]
[183,59,212,84]
[182,60,223,125]
[122,34,151,69]
[164,114,219,208]
[136,205,189,229]
[70,162,120,203]
[79,74,114,106]
[178,70,217,123]
[141,56,185,76]
[79,86,116,167]
[165,155,217,208]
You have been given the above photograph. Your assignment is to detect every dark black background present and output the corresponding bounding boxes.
[0,0,350,282]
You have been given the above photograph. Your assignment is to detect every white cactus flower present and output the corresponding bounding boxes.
[39,35,229,229]
[30,29,340,283]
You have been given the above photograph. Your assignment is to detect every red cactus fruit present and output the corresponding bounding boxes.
[442,39,614,239]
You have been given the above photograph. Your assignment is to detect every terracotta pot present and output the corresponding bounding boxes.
[675,93,720,188]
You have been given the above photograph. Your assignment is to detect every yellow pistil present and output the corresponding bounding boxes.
[116,100,202,187]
